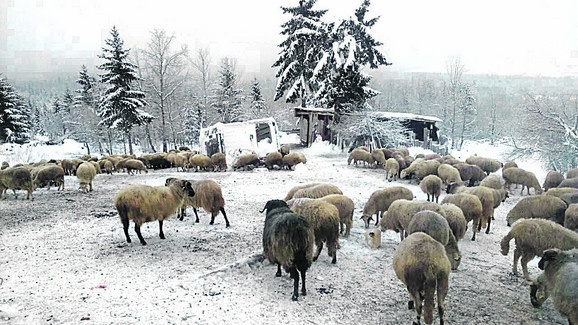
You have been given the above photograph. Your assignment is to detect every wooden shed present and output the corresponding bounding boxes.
[294,107,334,147]
[371,112,442,143]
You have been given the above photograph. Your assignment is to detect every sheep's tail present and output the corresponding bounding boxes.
[292,219,314,272]
[500,230,514,256]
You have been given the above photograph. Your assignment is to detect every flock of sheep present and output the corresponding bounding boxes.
[2,144,578,324]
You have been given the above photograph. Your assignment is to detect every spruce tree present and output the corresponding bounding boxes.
[98,26,152,155]
[0,76,30,143]
[211,57,243,123]
[273,0,328,107]
[249,77,266,119]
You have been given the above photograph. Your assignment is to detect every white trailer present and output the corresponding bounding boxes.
[199,117,281,168]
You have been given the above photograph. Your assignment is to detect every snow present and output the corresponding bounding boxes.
[0,139,569,324]
[370,111,443,123]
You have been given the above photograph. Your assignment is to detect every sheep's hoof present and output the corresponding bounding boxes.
[301,289,307,296]
[226,223,231,228]
[291,295,298,301]
[275,271,282,277]
[408,301,414,310]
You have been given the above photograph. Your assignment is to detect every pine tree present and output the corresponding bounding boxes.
[0,76,30,143]
[249,77,266,119]
[73,65,104,155]
[211,57,243,123]
[183,96,201,146]
[76,65,96,107]
[98,26,152,155]
[273,0,328,107]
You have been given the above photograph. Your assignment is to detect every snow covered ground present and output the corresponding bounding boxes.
[0,139,569,324]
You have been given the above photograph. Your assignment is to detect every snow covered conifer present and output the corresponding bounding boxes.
[0,76,31,143]
[273,0,328,107]
[98,26,152,155]
[211,57,243,123]
[249,77,267,119]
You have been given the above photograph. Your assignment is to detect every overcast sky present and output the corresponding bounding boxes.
[1,0,577,80]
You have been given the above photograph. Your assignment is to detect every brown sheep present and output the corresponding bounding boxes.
[380,199,440,241]
[103,160,114,175]
[393,232,450,325]
[564,204,578,231]
[60,159,74,175]
[503,167,543,195]
[441,193,483,241]
[437,163,463,186]
[545,187,578,199]
[566,167,578,179]
[503,161,518,170]
[392,154,407,177]
[318,194,355,237]
[89,161,101,174]
[414,160,441,182]
[0,166,35,200]
[420,175,442,203]
[265,152,284,170]
[284,183,322,202]
[210,153,227,172]
[400,158,425,180]
[453,163,486,187]
[282,153,305,170]
[465,156,502,175]
[190,154,212,172]
[124,159,148,175]
[543,171,565,192]
[286,198,340,264]
[115,179,196,245]
[33,164,65,191]
[292,184,343,200]
[279,145,290,156]
[406,210,462,270]
[506,195,567,226]
[449,185,496,234]
[385,158,400,182]
[76,162,96,193]
[371,149,386,167]
[347,149,375,167]
[439,203,467,241]
[479,174,502,189]
[500,218,578,280]
[530,248,578,325]
[362,186,414,228]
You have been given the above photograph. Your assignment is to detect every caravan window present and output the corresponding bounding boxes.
[255,123,271,143]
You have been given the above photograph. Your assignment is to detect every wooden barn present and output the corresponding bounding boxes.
[371,111,442,143]
[294,107,335,147]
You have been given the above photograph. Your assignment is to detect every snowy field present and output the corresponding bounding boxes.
[0,139,568,324]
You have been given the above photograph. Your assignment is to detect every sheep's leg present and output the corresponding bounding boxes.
[374,211,380,226]
[485,217,492,234]
[313,241,323,261]
[289,266,299,301]
[276,263,282,277]
[521,253,533,281]
[520,185,525,196]
[219,207,230,227]
[122,218,131,243]
[437,274,449,325]
[89,181,93,192]
[512,247,521,276]
[408,291,422,324]
[423,282,436,325]
[134,224,147,245]
[158,220,165,240]
[300,269,307,296]
[193,207,200,223]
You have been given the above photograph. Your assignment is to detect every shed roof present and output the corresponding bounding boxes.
[370,111,442,123]
[294,107,335,116]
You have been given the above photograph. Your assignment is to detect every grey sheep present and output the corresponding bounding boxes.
[503,167,543,195]
[362,186,414,228]
[530,248,578,324]
[380,199,441,241]
[265,152,283,170]
[260,199,314,301]
[318,194,355,238]
[420,175,442,203]
[479,174,503,190]
[284,183,322,201]
[453,163,486,187]
[414,160,441,182]
[76,162,96,193]
[465,156,502,175]
[449,185,496,235]
[393,232,450,325]
[441,193,483,241]
[210,153,227,172]
[557,177,578,189]
[371,149,386,167]
[0,166,35,200]
[385,158,400,182]
[400,158,425,180]
[543,171,565,192]
[506,195,568,226]
[501,219,578,281]
[115,179,196,245]
[503,161,518,170]
[406,210,462,270]
[190,154,212,172]
[279,145,290,156]
[439,203,468,241]
[564,204,578,231]
[286,198,340,264]
[567,167,578,179]
[282,153,306,170]
[124,159,148,175]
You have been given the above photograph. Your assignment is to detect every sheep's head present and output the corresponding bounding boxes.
[538,248,562,270]
[360,214,372,228]
[261,199,288,214]
[529,277,549,308]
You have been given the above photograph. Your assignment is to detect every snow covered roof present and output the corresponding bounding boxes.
[294,107,335,115]
[370,111,443,123]
[201,117,277,132]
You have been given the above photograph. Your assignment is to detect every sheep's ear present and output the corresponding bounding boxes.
[538,249,561,270]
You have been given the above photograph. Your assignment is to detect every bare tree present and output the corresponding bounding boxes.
[142,29,189,153]
[457,82,477,150]
[446,57,464,149]
[190,48,211,128]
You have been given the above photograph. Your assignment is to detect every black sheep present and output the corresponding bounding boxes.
[261,199,314,301]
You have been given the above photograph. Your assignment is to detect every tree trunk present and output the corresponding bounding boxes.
[84,142,90,155]
[146,125,156,153]
[127,131,133,156]
[107,130,113,155]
